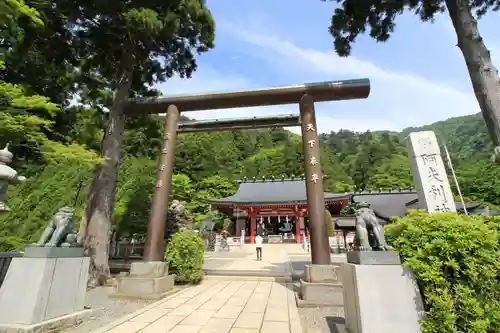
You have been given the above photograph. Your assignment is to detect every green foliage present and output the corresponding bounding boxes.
[0,81,101,165]
[340,202,356,216]
[317,114,500,207]
[0,0,42,69]
[5,0,216,104]
[165,229,204,285]
[325,1,497,57]
[456,158,500,206]
[186,175,237,225]
[113,157,205,237]
[113,156,157,237]
[401,114,492,162]
[0,0,42,27]
[366,155,414,190]
[1,104,499,242]
[0,161,94,242]
[385,211,500,333]
[324,0,500,153]
[325,209,333,236]
[0,235,25,252]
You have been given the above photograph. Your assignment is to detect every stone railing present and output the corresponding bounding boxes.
[0,252,22,289]
[108,243,144,260]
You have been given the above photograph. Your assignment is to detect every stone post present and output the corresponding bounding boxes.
[296,95,344,308]
[143,104,180,261]
[407,131,456,213]
[299,94,330,265]
[112,105,178,299]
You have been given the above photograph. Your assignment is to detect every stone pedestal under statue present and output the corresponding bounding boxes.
[342,251,424,333]
[0,246,91,333]
[112,261,174,300]
[296,264,344,307]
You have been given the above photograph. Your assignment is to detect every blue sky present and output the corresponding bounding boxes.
[156,1,500,134]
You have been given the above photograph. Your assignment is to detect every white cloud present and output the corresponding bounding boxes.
[156,66,396,134]
[157,67,298,121]
[221,22,480,128]
[155,19,497,134]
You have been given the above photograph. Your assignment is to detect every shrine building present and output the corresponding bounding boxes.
[210,178,480,244]
[210,177,349,244]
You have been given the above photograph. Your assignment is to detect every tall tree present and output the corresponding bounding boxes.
[0,0,99,165]
[0,0,42,68]
[82,1,213,286]
[323,0,500,156]
[18,0,215,286]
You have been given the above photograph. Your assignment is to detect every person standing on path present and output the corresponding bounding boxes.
[255,234,263,261]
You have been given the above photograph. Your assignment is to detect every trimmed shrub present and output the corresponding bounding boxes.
[325,209,334,236]
[385,210,500,333]
[165,229,204,284]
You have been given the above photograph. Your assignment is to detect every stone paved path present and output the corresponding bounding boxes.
[203,244,347,280]
[92,279,302,333]
[203,245,293,280]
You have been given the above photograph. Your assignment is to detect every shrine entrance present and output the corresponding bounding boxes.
[253,216,297,243]
[210,177,351,244]
[122,79,370,265]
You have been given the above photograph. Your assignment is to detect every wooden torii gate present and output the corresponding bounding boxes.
[122,79,370,265]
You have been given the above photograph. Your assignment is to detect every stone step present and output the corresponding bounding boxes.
[291,264,343,282]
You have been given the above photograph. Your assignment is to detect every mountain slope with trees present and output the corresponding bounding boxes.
[1,109,496,250]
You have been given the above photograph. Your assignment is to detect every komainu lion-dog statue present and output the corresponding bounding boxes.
[354,202,391,251]
[36,206,79,247]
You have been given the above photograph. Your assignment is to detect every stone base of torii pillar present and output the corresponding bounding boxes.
[295,264,344,307]
[112,261,175,300]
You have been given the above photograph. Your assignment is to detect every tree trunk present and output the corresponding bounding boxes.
[81,69,133,287]
[445,0,500,151]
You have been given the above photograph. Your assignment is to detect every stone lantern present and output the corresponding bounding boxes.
[0,143,26,212]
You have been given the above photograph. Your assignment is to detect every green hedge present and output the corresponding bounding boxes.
[385,211,500,333]
[165,229,204,284]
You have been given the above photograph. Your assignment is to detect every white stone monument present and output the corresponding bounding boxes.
[407,131,456,213]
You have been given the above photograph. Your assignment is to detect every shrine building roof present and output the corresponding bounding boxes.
[210,180,479,218]
[210,178,351,206]
[352,190,479,223]
[352,190,418,220]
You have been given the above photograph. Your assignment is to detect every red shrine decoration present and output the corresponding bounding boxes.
[209,178,351,244]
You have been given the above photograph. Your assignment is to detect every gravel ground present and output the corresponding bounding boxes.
[60,286,155,333]
[298,307,347,333]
